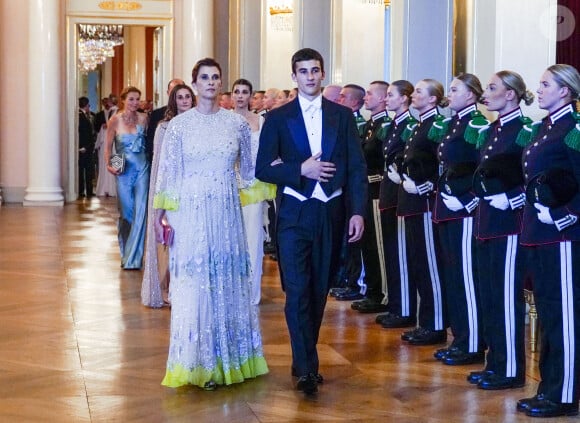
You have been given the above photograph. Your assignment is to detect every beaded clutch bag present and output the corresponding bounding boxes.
[109,153,125,173]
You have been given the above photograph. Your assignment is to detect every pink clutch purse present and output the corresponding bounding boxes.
[161,223,174,247]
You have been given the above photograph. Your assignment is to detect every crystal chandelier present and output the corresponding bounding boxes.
[78,24,124,73]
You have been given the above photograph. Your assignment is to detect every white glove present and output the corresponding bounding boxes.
[402,174,419,194]
[441,192,464,211]
[484,193,509,210]
[534,203,554,225]
[387,165,402,184]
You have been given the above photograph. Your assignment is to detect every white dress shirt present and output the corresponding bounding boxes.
[283,94,342,202]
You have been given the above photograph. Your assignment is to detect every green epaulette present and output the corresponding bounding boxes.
[376,117,393,140]
[427,114,451,142]
[464,110,490,145]
[564,112,580,151]
[515,117,541,147]
[401,116,418,142]
[355,114,367,137]
[475,125,491,149]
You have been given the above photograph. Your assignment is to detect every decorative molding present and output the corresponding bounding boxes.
[269,6,293,15]
[98,1,143,12]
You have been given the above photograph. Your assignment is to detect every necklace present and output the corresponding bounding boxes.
[121,111,138,126]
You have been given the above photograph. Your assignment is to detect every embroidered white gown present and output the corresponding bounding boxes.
[154,108,268,388]
[141,121,170,308]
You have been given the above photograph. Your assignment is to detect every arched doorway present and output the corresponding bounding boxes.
[65,11,173,201]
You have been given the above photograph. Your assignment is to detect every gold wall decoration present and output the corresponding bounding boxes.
[98,1,143,12]
[269,6,293,15]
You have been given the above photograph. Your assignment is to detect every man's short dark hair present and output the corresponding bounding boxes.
[343,84,366,97]
[79,97,89,108]
[291,48,324,74]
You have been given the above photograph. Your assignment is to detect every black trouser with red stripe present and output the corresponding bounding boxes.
[405,212,445,330]
[524,241,580,405]
[476,235,526,379]
[381,208,415,318]
[437,217,483,353]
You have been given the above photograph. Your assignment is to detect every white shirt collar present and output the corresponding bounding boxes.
[298,94,322,113]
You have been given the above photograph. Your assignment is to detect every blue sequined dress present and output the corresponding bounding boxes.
[115,125,150,269]
[154,108,268,388]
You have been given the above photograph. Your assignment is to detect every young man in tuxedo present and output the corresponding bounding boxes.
[256,48,368,395]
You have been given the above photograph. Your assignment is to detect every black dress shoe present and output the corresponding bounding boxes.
[401,327,421,341]
[296,373,318,394]
[292,369,323,384]
[433,348,448,360]
[335,288,364,301]
[433,344,459,361]
[526,397,579,417]
[203,381,217,391]
[380,314,416,328]
[406,328,447,345]
[477,374,524,390]
[350,298,370,310]
[517,394,541,412]
[263,242,276,254]
[329,287,348,297]
[375,311,394,324]
[350,297,375,311]
[356,300,389,314]
[467,370,494,384]
[442,350,485,365]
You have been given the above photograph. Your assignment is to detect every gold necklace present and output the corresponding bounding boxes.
[121,111,138,126]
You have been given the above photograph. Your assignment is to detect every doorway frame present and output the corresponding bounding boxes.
[65,15,173,202]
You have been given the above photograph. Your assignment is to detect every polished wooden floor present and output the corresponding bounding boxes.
[0,197,569,422]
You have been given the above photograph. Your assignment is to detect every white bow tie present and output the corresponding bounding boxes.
[304,103,320,114]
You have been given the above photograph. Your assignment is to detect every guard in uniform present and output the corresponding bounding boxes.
[432,73,486,365]
[351,81,390,313]
[331,84,367,301]
[398,79,447,346]
[470,70,535,390]
[516,64,580,418]
[375,80,418,328]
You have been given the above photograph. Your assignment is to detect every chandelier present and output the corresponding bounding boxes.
[78,24,124,72]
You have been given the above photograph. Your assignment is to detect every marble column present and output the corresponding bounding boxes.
[124,26,147,98]
[24,0,64,206]
[180,0,214,83]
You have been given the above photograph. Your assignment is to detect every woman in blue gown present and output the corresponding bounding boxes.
[104,86,150,269]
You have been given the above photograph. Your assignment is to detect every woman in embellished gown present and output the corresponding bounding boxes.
[232,78,276,305]
[141,84,194,308]
[154,58,268,390]
[104,86,150,269]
